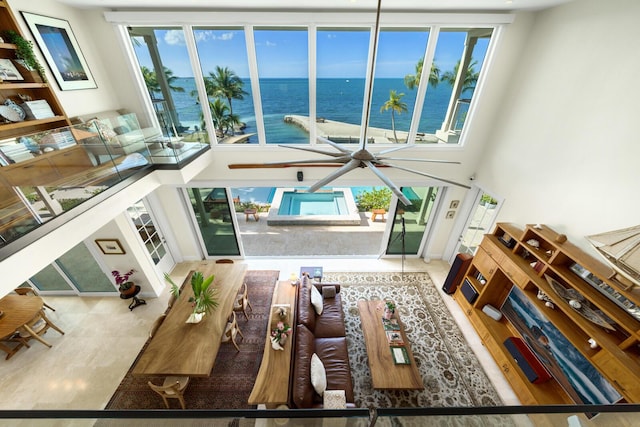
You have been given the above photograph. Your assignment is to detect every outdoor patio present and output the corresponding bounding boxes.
[235,209,390,257]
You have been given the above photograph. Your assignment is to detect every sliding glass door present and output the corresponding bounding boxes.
[186,187,241,257]
[386,186,438,256]
[27,241,116,294]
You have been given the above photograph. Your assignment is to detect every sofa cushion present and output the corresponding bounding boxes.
[292,324,316,408]
[297,280,316,333]
[314,293,346,338]
[315,337,354,404]
[310,353,327,396]
[310,283,323,315]
[322,285,336,299]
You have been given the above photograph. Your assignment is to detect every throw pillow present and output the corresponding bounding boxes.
[87,119,117,140]
[323,389,346,409]
[322,285,336,299]
[310,283,323,315]
[310,353,327,396]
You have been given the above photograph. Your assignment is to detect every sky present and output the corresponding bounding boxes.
[133,27,489,79]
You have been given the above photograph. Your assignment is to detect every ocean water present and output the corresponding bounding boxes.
[169,77,458,144]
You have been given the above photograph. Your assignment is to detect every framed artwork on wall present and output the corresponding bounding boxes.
[21,12,97,91]
[95,239,125,255]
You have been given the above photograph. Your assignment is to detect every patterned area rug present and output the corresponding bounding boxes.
[105,270,279,410]
[323,271,503,409]
[105,270,503,415]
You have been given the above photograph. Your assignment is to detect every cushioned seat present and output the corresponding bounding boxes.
[290,276,354,409]
[71,110,162,164]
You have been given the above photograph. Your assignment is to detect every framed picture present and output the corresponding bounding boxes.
[0,59,23,81]
[95,239,126,255]
[21,12,97,91]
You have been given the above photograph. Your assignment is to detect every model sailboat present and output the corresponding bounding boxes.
[586,225,640,290]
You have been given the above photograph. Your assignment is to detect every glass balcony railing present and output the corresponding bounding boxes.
[0,114,208,250]
[1,405,640,425]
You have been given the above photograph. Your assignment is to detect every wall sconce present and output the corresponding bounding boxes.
[297,171,303,182]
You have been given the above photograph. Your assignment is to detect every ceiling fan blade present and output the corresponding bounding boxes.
[228,162,346,169]
[364,160,412,206]
[383,162,471,189]
[376,156,461,164]
[278,143,347,158]
[376,145,412,155]
[308,159,361,193]
[315,136,354,154]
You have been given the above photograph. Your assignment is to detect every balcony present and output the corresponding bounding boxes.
[0,114,209,254]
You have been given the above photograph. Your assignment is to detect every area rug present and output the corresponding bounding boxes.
[323,272,504,409]
[104,270,279,410]
[106,270,505,416]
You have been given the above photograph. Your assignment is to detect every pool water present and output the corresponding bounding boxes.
[280,191,348,215]
[231,186,387,205]
[267,188,361,226]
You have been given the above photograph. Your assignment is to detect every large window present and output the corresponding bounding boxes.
[193,27,257,144]
[129,27,205,141]
[418,28,493,144]
[315,28,370,144]
[254,28,309,144]
[124,17,497,148]
[369,29,430,144]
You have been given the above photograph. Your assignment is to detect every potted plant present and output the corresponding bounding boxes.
[383,301,396,320]
[164,271,218,323]
[2,30,46,82]
[270,321,292,350]
[112,269,136,296]
[356,187,392,219]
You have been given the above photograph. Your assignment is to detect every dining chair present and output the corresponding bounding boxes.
[0,332,31,360]
[148,376,190,409]
[149,314,166,338]
[221,311,244,352]
[233,282,253,321]
[14,287,56,311]
[17,309,65,348]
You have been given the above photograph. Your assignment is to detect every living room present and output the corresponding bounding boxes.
[0,0,638,424]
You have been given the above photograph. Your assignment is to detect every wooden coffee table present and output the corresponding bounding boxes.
[358,300,424,390]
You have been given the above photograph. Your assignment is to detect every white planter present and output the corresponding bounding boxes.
[186,312,205,324]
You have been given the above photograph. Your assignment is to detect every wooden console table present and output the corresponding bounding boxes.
[248,280,298,407]
[358,300,424,390]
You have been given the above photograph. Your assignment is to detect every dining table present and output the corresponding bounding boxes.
[132,262,248,377]
[0,294,50,357]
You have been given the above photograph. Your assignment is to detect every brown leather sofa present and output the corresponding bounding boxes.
[290,276,355,408]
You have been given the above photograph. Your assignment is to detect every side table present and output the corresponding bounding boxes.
[120,285,146,310]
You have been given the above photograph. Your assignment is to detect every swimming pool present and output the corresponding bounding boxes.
[267,188,361,226]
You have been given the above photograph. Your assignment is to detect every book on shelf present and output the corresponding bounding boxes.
[385,330,405,346]
[381,317,401,331]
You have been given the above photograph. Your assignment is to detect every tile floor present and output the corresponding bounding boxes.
[0,257,519,425]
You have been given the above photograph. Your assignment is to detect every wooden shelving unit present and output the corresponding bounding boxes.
[0,0,70,140]
[455,222,640,404]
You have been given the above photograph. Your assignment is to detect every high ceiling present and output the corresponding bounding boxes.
[58,0,576,12]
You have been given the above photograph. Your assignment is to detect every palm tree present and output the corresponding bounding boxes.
[440,60,479,93]
[140,66,184,98]
[206,66,247,117]
[209,98,240,139]
[404,58,441,90]
[380,90,408,143]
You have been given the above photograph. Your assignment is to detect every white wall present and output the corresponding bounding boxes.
[475,0,640,255]
[8,0,145,119]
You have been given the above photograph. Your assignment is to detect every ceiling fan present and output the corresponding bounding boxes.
[227,0,470,206]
